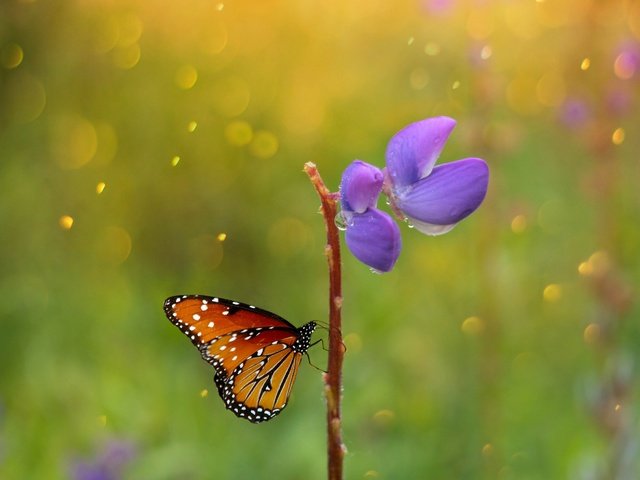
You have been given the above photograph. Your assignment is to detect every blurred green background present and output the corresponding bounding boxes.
[1,0,639,479]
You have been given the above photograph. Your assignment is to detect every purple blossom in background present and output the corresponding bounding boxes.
[420,0,455,16]
[70,440,136,480]
[559,98,591,129]
[339,117,489,272]
[614,41,640,80]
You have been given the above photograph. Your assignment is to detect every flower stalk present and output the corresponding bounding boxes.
[304,162,345,480]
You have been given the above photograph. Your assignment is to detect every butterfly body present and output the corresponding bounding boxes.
[164,294,316,423]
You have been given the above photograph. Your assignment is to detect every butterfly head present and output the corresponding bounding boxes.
[292,321,317,354]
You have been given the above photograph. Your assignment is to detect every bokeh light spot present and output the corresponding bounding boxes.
[507,76,540,115]
[93,16,119,54]
[537,199,564,233]
[201,19,228,55]
[224,120,253,146]
[583,323,601,345]
[1,43,24,69]
[3,72,46,124]
[117,13,143,48]
[461,316,485,335]
[211,76,251,116]
[51,115,98,169]
[543,284,562,302]
[93,122,119,166]
[200,389,209,398]
[452,80,461,90]
[480,45,492,60]
[424,42,441,56]
[175,65,198,90]
[217,232,227,242]
[59,215,74,230]
[187,121,198,132]
[249,130,279,159]
[409,67,430,90]
[112,43,141,69]
[587,251,611,275]
[580,57,591,70]
[171,155,180,166]
[267,217,310,257]
[96,182,106,194]
[482,443,494,457]
[97,226,133,265]
[614,52,638,79]
[577,261,592,276]
[510,214,527,233]
[373,409,395,426]
[536,71,565,107]
[611,127,625,145]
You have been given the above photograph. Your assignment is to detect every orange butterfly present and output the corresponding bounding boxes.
[164,295,317,423]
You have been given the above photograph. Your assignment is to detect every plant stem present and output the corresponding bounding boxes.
[304,162,344,480]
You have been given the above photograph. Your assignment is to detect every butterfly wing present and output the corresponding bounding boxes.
[164,294,315,423]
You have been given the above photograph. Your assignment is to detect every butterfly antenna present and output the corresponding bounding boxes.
[315,320,330,331]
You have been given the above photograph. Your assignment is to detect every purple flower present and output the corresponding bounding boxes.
[339,117,489,272]
[340,161,401,273]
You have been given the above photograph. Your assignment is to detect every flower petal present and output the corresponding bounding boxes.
[345,208,401,272]
[385,116,457,188]
[396,157,489,226]
[340,160,384,213]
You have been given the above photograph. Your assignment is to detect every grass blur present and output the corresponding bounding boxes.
[1,1,639,479]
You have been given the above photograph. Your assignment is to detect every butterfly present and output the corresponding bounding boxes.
[164,294,317,423]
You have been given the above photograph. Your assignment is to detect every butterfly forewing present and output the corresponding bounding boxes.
[164,295,295,345]
[164,294,317,423]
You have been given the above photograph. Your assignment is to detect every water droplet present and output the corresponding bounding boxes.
[407,223,414,229]
[369,267,383,275]
[334,212,348,231]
